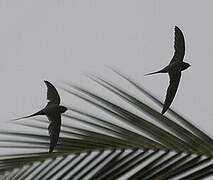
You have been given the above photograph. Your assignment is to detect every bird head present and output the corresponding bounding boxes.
[59,106,68,113]
[182,62,191,70]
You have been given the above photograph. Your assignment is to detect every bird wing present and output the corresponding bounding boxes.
[162,72,181,114]
[47,113,61,153]
[44,81,60,105]
[170,26,185,64]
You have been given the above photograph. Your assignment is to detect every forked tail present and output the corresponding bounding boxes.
[10,110,44,121]
[144,70,163,76]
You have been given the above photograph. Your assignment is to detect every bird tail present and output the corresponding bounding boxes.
[10,110,44,121]
[144,70,163,76]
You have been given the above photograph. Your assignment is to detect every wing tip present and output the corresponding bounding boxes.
[44,80,55,87]
[44,80,49,84]
[44,80,55,89]
[174,26,184,35]
[175,26,180,30]
[49,148,53,153]
[161,110,166,115]
[49,143,55,153]
[161,106,168,115]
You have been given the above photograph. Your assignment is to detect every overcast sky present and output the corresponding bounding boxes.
[0,0,213,158]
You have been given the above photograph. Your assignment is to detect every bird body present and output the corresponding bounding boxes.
[13,81,67,153]
[44,103,67,116]
[145,26,190,114]
[145,61,190,75]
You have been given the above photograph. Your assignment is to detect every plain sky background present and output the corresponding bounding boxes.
[1,0,213,160]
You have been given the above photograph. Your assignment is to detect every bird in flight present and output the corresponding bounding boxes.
[13,81,67,153]
[145,26,190,114]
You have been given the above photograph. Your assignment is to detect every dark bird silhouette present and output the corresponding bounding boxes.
[13,81,68,153]
[145,26,190,114]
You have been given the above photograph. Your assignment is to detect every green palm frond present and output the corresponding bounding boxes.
[0,70,213,180]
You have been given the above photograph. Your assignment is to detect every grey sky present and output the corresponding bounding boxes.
[0,0,213,156]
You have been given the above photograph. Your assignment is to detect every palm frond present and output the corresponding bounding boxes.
[0,71,213,179]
